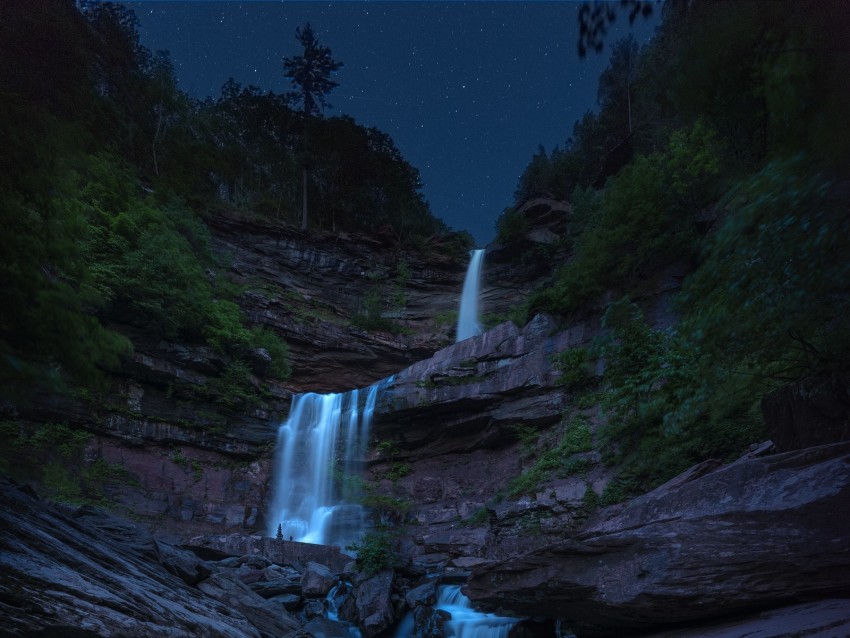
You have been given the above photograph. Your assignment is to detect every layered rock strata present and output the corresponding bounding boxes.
[465,441,850,637]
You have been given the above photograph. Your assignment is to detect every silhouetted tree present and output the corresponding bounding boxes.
[283,23,343,229]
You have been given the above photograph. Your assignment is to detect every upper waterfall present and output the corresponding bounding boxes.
[456,248,485,342]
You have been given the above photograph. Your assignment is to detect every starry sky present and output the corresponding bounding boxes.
[122,1,660,246]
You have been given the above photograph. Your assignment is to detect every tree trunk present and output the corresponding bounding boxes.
[301,168,308,230]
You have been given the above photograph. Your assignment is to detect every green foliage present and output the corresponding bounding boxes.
[381,462,413,483]
[346,530,394,575]
[495,207,529,244]
[593,298,764,492]
[460,507,489,528]
[375,440,401,459]
[506,416,593,498]
[509,423,539,459]
[552,347,594,391]
[528,121,722,318]
[204,360,259,410]
[0,420,139,505]
[682,156,850,383]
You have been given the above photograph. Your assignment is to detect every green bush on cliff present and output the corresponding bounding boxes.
[347,530,394,575]
[528,121,723,319]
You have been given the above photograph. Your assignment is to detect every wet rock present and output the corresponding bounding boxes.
[301,561,338,597]
[303,616,354,638]
[413,606,451,638]
[355,570,395,638]
[405,579,438,608]
[302,598,326,620]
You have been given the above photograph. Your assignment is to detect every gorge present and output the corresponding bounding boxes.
[3,1,850,637]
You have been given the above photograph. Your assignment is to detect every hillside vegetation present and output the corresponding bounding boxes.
[501,0,850,494]
[0,1,467,401]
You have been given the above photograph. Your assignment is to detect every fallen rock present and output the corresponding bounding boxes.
[355,570,395,638]
[405,579,438,608]
[301,561,338,597]
[466,442,850,637]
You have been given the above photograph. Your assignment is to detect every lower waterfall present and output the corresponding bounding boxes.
[266,377,392,548]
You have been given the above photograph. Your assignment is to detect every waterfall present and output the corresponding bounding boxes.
[266,377,391,547]
[394,584,518,638]
[438,585,518,638]
[456,248,485,342]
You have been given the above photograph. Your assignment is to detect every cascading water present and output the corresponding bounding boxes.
[394,584,518,638]
[456,248,485,342]
[266,377,391,548]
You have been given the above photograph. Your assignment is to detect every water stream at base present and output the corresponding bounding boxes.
[266,376,392,548]
[456,249,485,342]
[395,584,519,638]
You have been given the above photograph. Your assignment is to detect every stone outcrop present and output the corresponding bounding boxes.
[374,315,571,457]
[0,476,298,638]
[465,442,850,637]
[208,212,468,392]
[185,533,353,573]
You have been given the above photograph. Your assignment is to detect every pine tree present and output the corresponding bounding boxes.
[283,23,343,230]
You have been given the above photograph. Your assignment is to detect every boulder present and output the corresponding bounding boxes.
[405,579,438,608]
[466,442,850,637]
[355,570,395,638]
[412,606,451,638]
[301,561,338,597]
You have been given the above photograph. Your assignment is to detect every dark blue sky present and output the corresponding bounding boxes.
[123,1,659,245]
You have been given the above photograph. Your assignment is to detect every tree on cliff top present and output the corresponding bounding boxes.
[283,23,344,230]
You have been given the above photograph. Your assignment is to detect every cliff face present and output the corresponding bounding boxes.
[2,211,477,541]
[207,212,468,392]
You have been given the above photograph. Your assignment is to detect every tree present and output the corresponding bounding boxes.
[283,23,343,230]
[598,35,639,136]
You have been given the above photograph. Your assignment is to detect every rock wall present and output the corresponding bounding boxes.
[1,211,473,541]
[465,441,850,637]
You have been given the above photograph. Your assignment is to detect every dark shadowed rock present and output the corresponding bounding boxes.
[302,561,338,597]
[303,616,354,638]
[466,442,850,637]
[762,369,850,452]
[413,606,451,638]
[406,579,438,608]
[197,571,301,635]
[355,570,395,638]
[640,599,850,638]
[185,533,353,572]
[155,539,212,585]
[0,477,265,637]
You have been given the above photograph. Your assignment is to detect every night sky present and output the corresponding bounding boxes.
[123,1,660,246]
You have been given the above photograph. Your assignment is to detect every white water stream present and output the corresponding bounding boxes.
[456,249,485,342]
[394,584,518,638]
